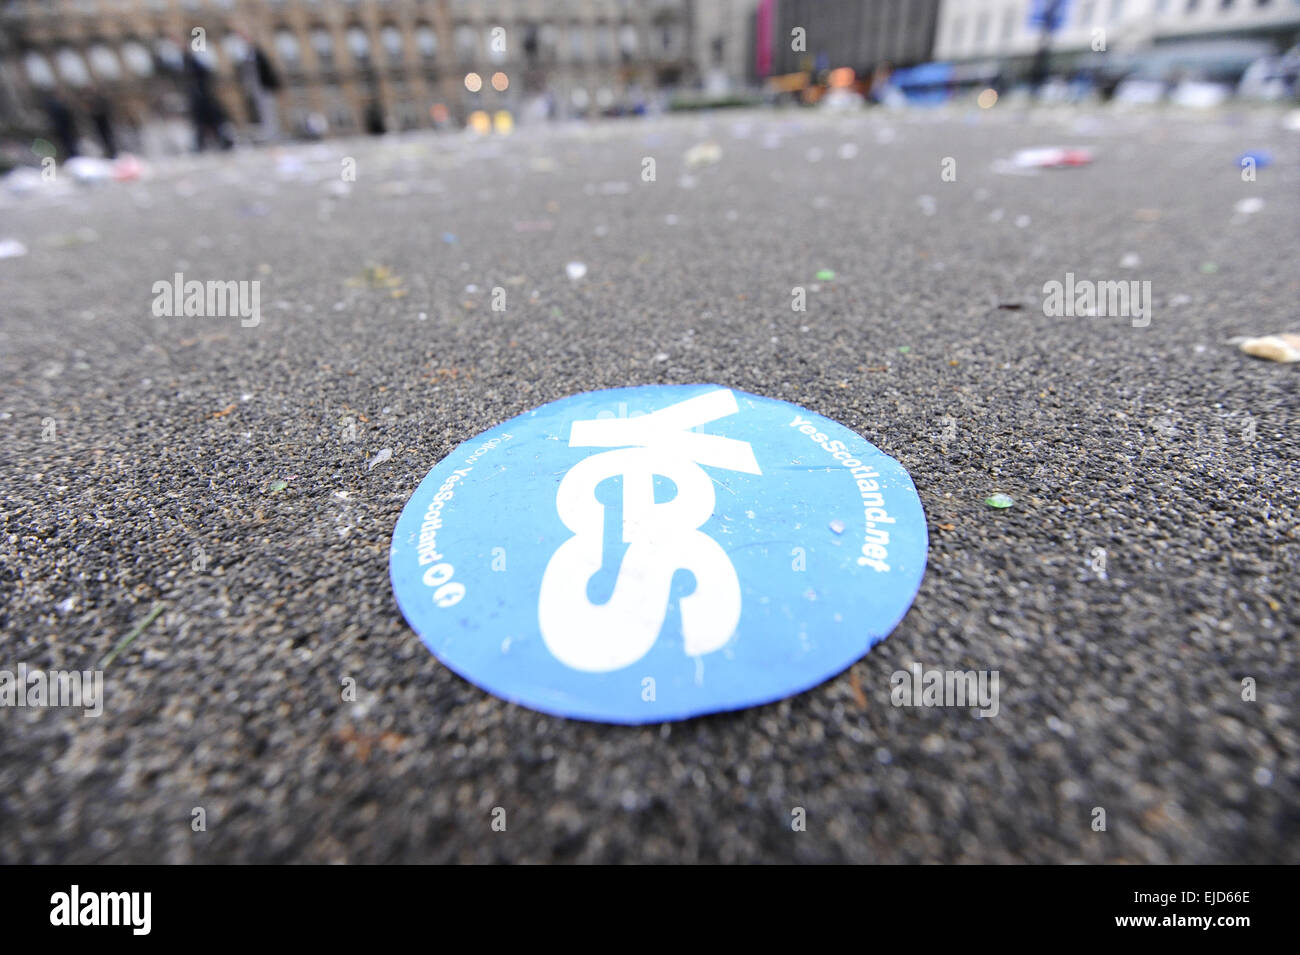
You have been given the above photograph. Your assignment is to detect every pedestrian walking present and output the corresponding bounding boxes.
[236,30,282,143]
[182,44,233,151]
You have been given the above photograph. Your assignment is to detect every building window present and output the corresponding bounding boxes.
[595,25,614,62]
[154,39,182,71]
[55,48,91,86]
[121,41,153,77]
[223,34,249,66]
[975,12,990,47]
[950,16,964,48]
[312,29,334,64]
[568,25,587,61]
[275,31,300,67]
[381,26,403,62]
[88,45,122,80]
[539,25,560,59]
[415,25,437,59]
[455,25,477,63]
[347,27,371,62]
[1001,5,1017,40]
[24,52,56,89]
[592,25,611,62]
[618,23,637,57]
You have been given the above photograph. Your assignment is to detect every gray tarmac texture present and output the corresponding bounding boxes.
[0,106,1297,862]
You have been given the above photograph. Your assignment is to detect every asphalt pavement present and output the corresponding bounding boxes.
[1,103,1297,862]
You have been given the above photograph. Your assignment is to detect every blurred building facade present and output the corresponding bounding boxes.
[934,0,1300,63]
[0,0,716,146]
[762,0,942,77]
[691,0,759,95]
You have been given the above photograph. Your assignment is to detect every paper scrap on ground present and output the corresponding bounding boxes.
[1232,334,1300,363]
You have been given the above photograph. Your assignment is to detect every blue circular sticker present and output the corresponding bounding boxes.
[390,385,927,723]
